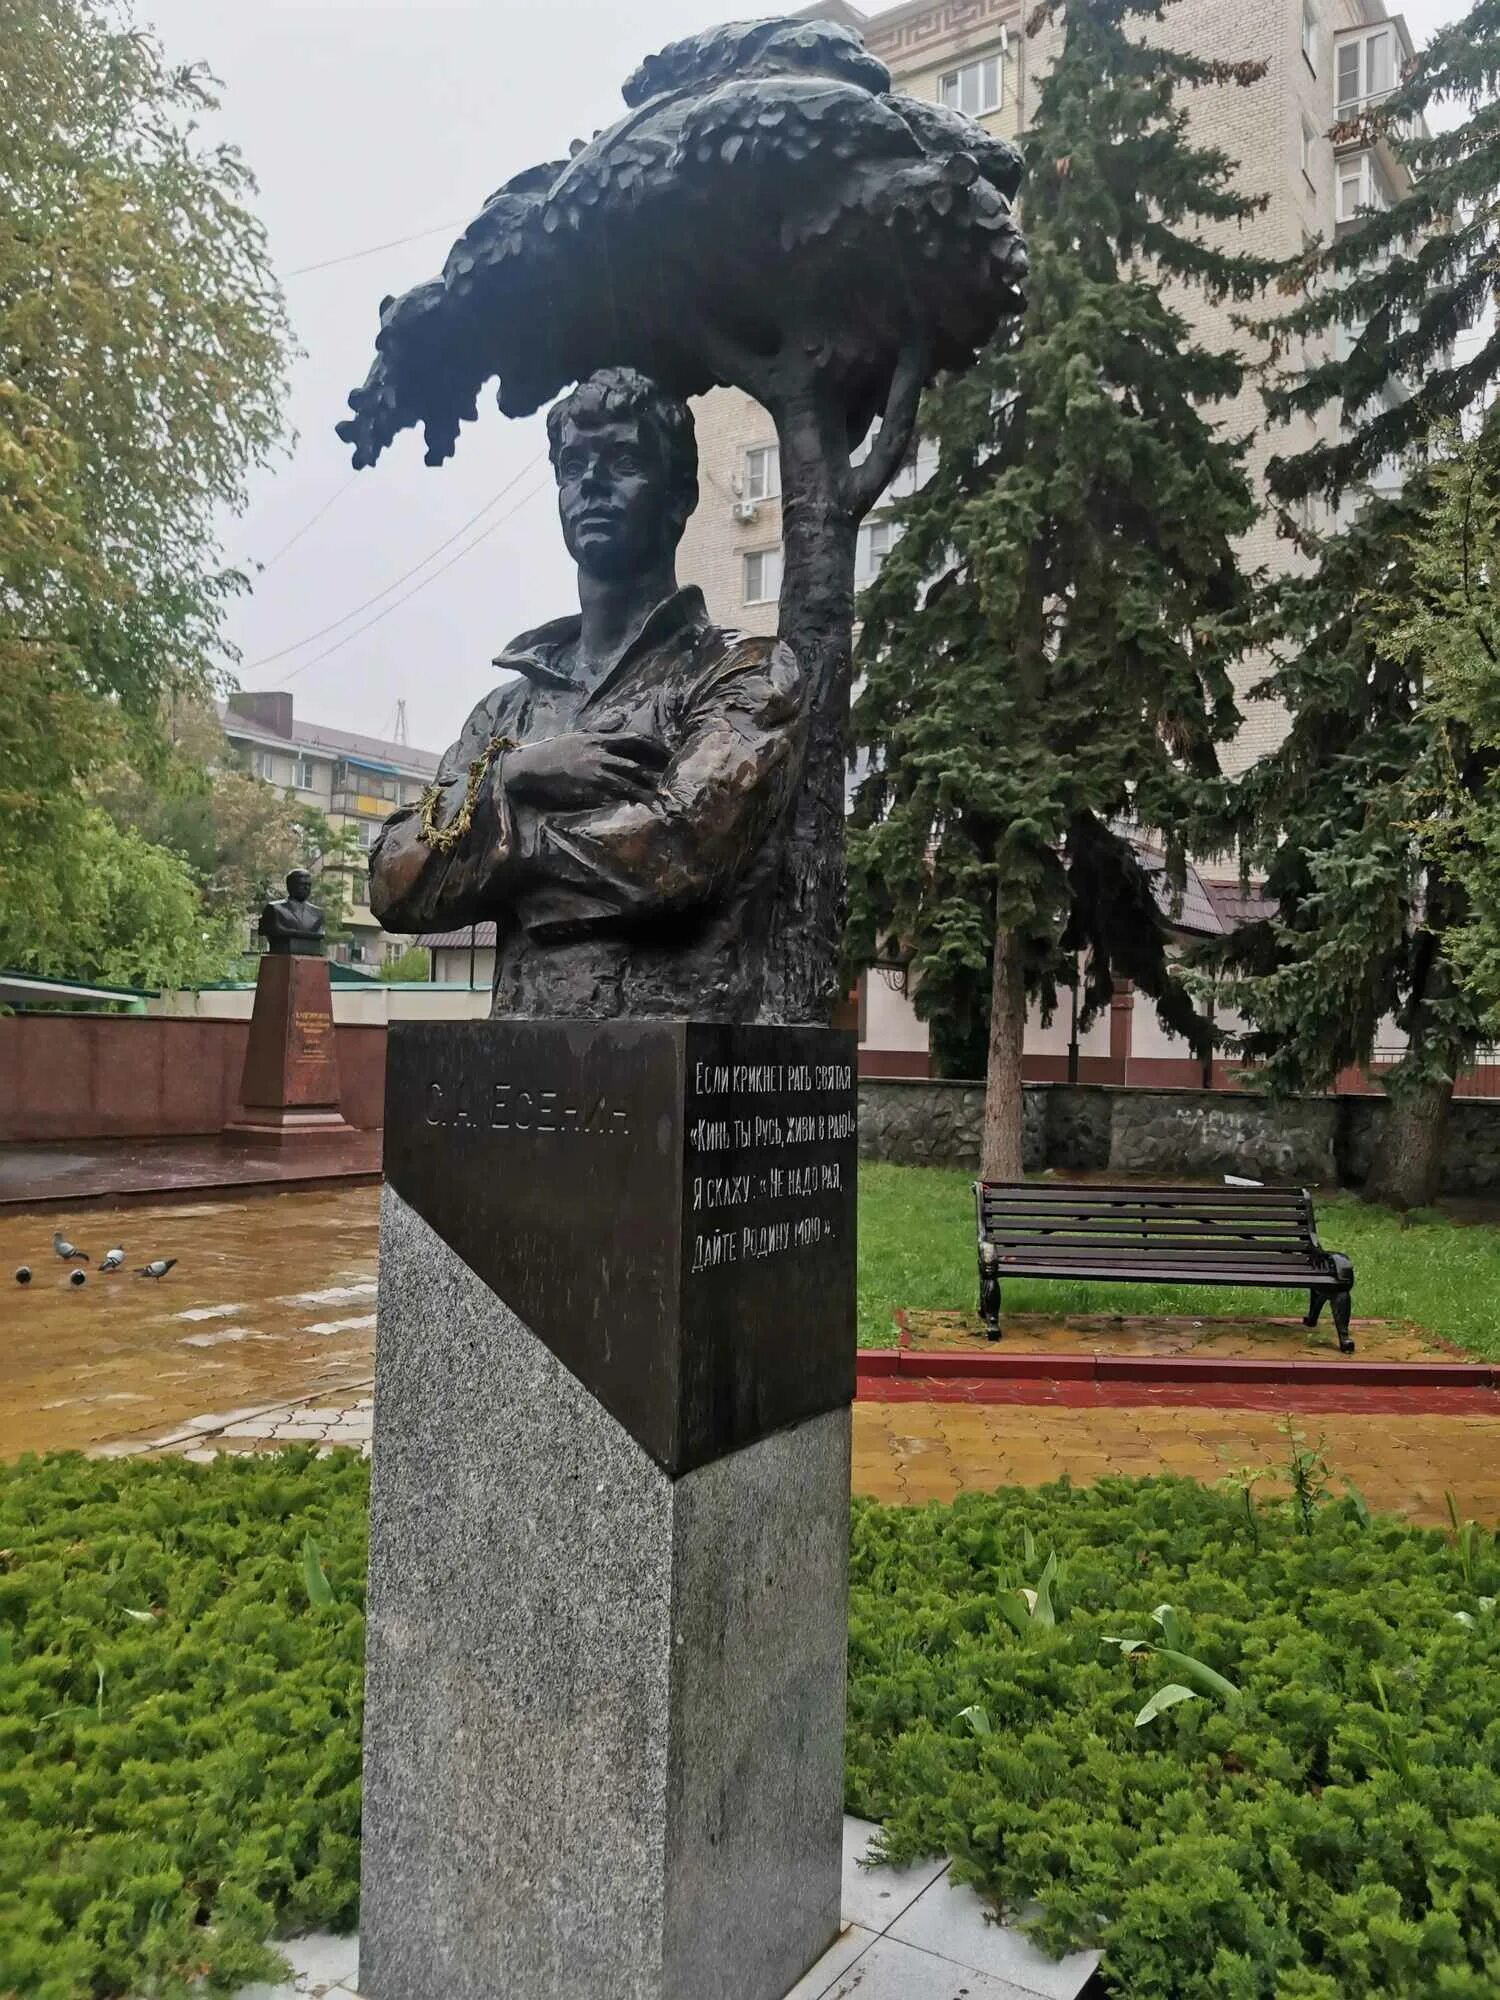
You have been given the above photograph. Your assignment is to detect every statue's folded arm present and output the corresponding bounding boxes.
[369,638,804,942]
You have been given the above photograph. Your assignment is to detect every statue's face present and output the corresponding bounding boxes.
[555,416,678,582]
[287,871,313,903]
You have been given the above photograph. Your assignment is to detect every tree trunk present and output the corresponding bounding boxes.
[750,349,925,1026]
[981,918,1027,1181]
[757,387,860,1026]
[1364,1074,1453,1210]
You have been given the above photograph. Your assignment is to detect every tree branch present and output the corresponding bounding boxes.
[848,342,929,516]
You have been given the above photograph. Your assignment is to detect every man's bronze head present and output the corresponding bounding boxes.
[286,869,313,902]
[547,369,698,583]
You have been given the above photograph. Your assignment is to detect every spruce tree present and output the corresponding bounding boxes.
[1220,0,1500,1207]
[847,0,1270,1176]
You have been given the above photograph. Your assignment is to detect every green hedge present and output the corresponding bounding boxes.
[3,1453,1498,1997]
[847,1479,1500,1999]
[0,1451,366,1999]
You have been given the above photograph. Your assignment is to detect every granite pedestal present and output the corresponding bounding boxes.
[362,1020,858,2000]
[227,953,352,1145]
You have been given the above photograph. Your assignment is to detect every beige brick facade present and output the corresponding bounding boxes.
[678,0,1417,772]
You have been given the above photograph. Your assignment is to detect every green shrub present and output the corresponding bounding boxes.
[5,1453,1498,1998]
[847,1477,1500,1998]
[0,1451,366,1998]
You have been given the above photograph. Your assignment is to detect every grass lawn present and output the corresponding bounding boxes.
[6,1452,1499,1999]
[856,1161,1500,1355]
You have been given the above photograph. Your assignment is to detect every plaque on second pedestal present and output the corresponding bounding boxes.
[382,1019,857,1477]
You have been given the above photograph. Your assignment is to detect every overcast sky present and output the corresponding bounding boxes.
[142,0,1465,757]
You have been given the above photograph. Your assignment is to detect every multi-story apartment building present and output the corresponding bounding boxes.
[678,0,1421,1075]
[219,691,441,967]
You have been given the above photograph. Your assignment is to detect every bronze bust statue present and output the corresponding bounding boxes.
[260,869,326,956]
[370,368,806,1020]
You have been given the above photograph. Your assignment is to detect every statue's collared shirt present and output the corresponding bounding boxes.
[370,586,805,1020]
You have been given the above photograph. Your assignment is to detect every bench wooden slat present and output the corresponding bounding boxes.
[981,1201,1310,1222]
[980,1208,1312,1224]
[1000,1256,1328,1272]
[980,1184,1310,1203]
[981,1216,1311,1237]
[989,1262,1334,1287]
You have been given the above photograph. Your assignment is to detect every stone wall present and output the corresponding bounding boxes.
[858,1078,1500,1195]
[0,1014,387,1143]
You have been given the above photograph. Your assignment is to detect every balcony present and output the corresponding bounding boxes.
[331,788,393,818]
[1332,22,1427,171]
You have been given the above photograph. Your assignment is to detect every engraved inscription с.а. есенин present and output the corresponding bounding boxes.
[686,1058,855,1276]
[422,1078,630,1136]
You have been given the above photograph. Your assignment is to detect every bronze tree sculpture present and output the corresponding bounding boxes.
[337,15,1026,1022]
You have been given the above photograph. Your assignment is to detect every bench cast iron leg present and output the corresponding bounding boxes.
[1304,1292,1326,1330]
[979,1268,1002,1342]
[1331,1289,1355,1355]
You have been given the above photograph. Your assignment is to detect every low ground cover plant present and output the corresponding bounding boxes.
[857,1161,1500,1354]
[0,1450,365,1999]
[4,1452,1497,1996]
[847,1475,1500,1998]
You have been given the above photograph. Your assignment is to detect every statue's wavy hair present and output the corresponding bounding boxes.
[546,368,699,524]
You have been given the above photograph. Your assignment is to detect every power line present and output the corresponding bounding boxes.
[264,473,551,689]
[245,460,538,669]
[251,474,359,574]
[283,220,463,280]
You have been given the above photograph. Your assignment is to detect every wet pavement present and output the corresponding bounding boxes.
[5,1183,1499,1527]
[850,1399,1500,1527]
[0,1187,378,1457]
[898,1306,1474,1364]
[0,1133,380,1210]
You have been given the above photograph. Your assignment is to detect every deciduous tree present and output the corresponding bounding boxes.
[0,0,290,986]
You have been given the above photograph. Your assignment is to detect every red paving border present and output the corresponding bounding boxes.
[862,1346,1497,1388]
[857,1370,1498,1415]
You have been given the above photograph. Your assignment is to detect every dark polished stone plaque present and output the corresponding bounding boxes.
[383,1019,857,1477]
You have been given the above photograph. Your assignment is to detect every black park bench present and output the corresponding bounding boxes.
[973,1181,1356,1353]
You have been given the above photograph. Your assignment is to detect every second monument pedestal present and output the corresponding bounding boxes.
[362,1020,858,2000]
[227,952,351,1145]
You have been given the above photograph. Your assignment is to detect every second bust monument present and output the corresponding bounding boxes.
[370,368,804,1021]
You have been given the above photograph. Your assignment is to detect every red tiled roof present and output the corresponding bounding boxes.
[1201,879,1276,932]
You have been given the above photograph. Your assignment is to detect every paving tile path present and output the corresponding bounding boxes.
[0,1189,377,1457]
[899,1305,1475,1364]
[8,1183,1499,1525]
[230,1819,1100,2000]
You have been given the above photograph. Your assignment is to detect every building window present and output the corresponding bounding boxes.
[292,756,313,790]
[883,434,940,503]
[1300,114,1317,184]
[253,750,277,782]
[743,547,783,605]
[1301,0,1318,72]
[742,443,779,503]
[1336,26,1396,115]
[857,518,900,585]
[938,53,1002,118]
[352,874,371,908]
[1336,150,1391,223]
[357,820,379,851]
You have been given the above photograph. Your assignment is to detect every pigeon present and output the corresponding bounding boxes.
[52,1232,88,1262]
[135,1258,178,1280]
[69,1269,87,1287]
[15,1267,31,1285]
[99,1246,125,1272]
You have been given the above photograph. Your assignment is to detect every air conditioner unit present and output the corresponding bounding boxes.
[732,499,760,522]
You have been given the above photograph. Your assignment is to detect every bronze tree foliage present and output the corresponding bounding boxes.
[337,16,1026,1021]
